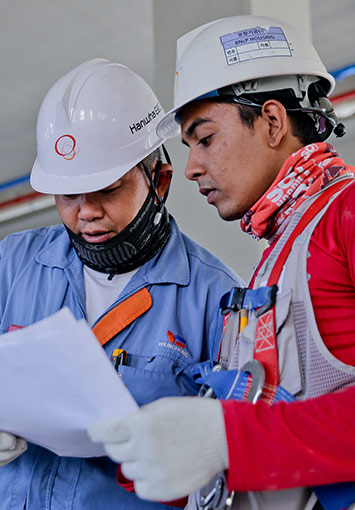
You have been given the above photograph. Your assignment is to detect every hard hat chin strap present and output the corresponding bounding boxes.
[214,79,346,141]
[288,97,346,138]
[140,144,172,227]
[227,94,346,141]
[66,185,171,278]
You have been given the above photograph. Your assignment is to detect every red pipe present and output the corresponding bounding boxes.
[331,90,355,104]
[0,192,43,210]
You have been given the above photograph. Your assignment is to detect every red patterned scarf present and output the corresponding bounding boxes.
[241,143,354,242]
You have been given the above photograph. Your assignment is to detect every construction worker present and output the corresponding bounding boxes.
[89,16,355,510]
[0,58,243,510]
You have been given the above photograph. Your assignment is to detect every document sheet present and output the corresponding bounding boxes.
[0,308,138,457]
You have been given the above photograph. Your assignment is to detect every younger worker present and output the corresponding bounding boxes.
[89,17,355,510]
[0,58,242,510]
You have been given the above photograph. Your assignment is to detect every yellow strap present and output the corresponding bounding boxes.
[93,288,152,346]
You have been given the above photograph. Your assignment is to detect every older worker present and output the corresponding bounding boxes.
[0,58,242,510]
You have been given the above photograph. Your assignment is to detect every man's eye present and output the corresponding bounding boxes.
[198,135,212,146]
[63,194,77,199]
[100,186,120,195]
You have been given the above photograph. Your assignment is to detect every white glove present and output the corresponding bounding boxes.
[88,396,229,502]
[0,432,27,466]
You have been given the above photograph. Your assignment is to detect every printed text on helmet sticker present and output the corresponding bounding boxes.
[220,26,291,66]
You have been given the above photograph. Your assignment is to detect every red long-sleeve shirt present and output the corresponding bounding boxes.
[222,182,355,492]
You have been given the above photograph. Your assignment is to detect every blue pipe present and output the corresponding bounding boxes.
[0,174,30,192]
[330,63,355,83]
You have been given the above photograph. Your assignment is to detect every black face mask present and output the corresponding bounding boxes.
[66,187,170,276]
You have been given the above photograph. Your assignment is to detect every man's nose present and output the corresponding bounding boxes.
[78,194,104,222]
[184,152,205,181]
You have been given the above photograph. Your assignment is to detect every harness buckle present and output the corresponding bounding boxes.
[220,287,246,315]
[254,284,278,317]
[220,285,278,317]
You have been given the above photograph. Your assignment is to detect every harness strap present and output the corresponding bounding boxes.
[250,178,355,508]
[253,178,354,401]
[253,307,279,402]
[92,288,152,346]
[267,178,354,287]
[204,181,355,510]
[197,365,295,404]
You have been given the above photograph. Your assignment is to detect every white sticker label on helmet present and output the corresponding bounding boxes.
[220,26,291,66]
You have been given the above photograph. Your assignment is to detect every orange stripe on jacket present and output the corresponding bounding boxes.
[93,288,152,346]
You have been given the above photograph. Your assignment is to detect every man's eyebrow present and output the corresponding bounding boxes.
[181,118,212,146]
[184,118,211,137]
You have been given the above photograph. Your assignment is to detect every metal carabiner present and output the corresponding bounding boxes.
[197,360,265,510]
[199,473,234,510]
[241,359,265,404]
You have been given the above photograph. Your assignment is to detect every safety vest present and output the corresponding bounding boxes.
[190,176,355,510]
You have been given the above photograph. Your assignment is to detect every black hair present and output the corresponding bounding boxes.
[215,89,322,145]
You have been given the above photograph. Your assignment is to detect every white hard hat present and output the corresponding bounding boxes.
[157,15,336,138]
[31,58,166,194]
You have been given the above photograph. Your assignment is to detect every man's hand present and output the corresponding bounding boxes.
[88,396,228,502]
[0,432,27,466]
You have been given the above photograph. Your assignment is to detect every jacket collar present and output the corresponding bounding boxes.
[35,226,76,269]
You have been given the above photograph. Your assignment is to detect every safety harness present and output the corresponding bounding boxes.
[196,178,355,510]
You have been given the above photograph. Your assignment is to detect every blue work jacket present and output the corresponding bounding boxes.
[0,218,243,510]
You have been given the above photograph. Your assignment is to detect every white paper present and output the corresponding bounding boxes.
[0,308,138,457]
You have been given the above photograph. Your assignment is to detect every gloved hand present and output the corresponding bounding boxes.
[88,396,229,502]
[0,432,27,466]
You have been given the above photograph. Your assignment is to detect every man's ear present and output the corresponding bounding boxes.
[261,100,288,148]
[153,162,173,198]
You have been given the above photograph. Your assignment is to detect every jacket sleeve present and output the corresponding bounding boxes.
[221,386,355,492]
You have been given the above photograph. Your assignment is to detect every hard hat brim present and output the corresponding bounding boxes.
[157,110,181,139]
[30,153,161,195]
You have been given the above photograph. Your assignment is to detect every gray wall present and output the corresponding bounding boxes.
[1,0,354,280]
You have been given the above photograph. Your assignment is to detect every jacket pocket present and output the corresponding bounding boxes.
[117,349,196,406]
